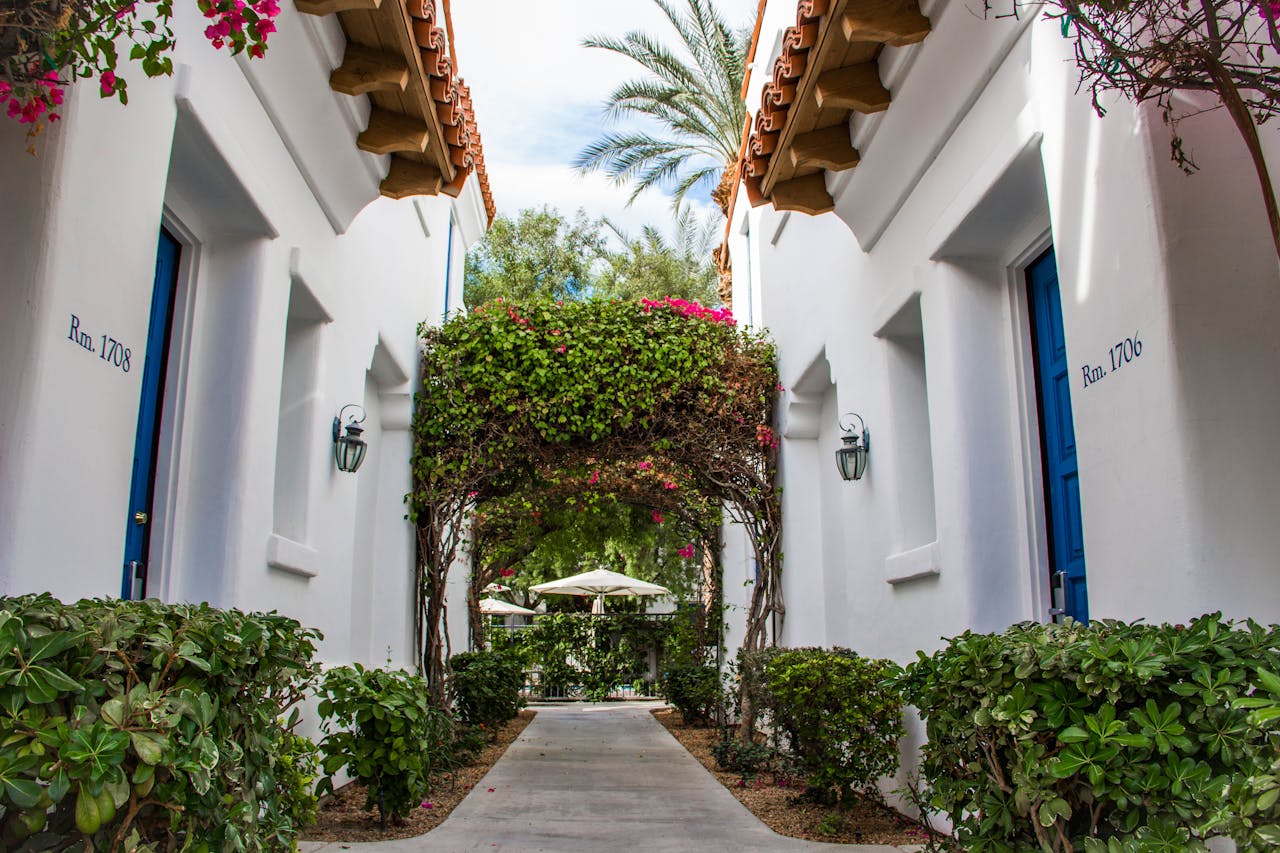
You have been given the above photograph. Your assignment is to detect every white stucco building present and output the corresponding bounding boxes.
[720,0,1280,788]
[0,0,491,671]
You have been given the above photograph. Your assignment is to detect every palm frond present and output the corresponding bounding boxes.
[577,0,749,213]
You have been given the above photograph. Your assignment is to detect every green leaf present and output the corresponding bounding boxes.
[131,731,166,765]
[3,778,43,808]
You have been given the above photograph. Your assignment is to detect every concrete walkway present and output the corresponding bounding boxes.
[300,702,909,852]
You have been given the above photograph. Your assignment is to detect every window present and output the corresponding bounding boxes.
[272,279,327,542]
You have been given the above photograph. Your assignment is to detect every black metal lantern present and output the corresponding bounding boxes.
[835,413,869,481]
[332,404,368,473]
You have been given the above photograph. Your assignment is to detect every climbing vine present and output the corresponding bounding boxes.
[465,462,718,650]
[410,296,779,723]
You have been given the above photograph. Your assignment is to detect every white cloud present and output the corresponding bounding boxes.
[451,0,755,237]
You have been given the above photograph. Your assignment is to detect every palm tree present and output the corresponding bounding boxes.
[575,0,750,216]
[596,208,721,303]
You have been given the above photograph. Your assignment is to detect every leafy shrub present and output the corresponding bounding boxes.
[1224,667,1280,847]
[521,613,638,701]
[450,723,489,763]
[763,648,905,804]
[277,731,321,838]
[730,646,782,725]
[899,614,1280,851]
[632,678,657,696]
[316,664,458,829]
[661,664,721,725]
[449,650,524,731]
[711,736,775,775]
[0,593,321,851]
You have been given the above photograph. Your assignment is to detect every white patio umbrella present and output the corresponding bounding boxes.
[529,568,671,614]
[478,597,537,616]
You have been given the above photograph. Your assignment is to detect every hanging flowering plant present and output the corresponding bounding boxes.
[0,0,279,135]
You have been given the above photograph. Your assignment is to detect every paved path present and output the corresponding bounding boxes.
[301,702,908,852]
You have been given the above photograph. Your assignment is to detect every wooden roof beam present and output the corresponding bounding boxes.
[770,173,834,215]
[380,156,442,199]
[790,125,860,171]
[815,61,890,113]
[842,0,929,47]
[358,108,430,155]
[330,44,409,96]
[295,0,379,16]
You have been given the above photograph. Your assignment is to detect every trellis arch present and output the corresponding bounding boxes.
[409,297,782,732]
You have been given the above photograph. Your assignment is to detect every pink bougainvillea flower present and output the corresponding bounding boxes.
[487,787,496,792]
[651,510,664,524]
[421,801,433,808]
[254,18,276,37]
[19,98,46,123]
[555,345,567,354]
[99,70,117,97]
[248,44,264,58]
[115,2,136,18]
[467,490,479,498]
[637,461,652,471]
[663,481,678,490]
[587,470,599,485]
[678,544,695,559]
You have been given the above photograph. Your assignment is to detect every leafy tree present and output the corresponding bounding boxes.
[575,0,750,214]
[505,500,702,603]
[595,210,720,305]
[463,207,606,310]
[464,205,723,307]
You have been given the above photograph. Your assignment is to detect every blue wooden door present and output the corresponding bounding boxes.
[1027,249,1088,622]
[122,228,181,599]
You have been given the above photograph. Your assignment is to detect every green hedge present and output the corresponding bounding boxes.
[316,664,457,828]
[0,594,321,851]
[518,613,642,701]
[660,664,720,725]
[763,648,904,803]
[900,615,1280,851]
[449,650,524,731]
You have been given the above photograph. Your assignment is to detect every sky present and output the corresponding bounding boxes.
[448,0,758,239]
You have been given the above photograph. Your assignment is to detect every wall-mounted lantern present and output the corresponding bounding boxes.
[835,413,869,481]
[332,404,368,473]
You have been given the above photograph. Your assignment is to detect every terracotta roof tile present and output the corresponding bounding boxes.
[406,0,495,221]
[736,0,928,214]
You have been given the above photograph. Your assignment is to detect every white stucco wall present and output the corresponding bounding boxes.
[732,4,1280,668]
[0,0,486,674]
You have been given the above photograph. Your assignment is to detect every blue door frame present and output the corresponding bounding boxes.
[1027,249,1088,623]
[122,227,182,599]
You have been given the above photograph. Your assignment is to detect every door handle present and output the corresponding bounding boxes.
[1049,571,1068,620]
[134,511,148,525]
[126,561,146,600]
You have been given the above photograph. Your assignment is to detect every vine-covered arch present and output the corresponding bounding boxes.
[409,297,782,729]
